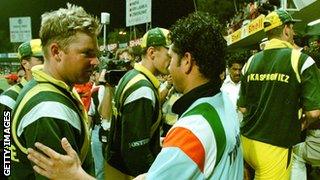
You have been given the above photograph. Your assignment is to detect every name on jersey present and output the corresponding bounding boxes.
[247,73,289,83]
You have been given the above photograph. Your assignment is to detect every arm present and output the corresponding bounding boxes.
[121,98,157,176]
[98,85,114,121]
[159,82,173,104]
[87,99,95,129]
[300,60,320,127]
[146,126,205,179]
[237,57,251,114]
[97,68,113,121]
[27,138,95,180]
[24,117,83,179]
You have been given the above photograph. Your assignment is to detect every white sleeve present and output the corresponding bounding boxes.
[146,147,204,180]
[87,98,95,116]
[98,85,105,103]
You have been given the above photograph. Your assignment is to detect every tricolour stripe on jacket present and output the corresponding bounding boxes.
[163,125,206,171]
[163,113,218,178]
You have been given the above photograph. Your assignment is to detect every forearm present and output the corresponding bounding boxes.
[159,83,172,104]
[98,86,114,120]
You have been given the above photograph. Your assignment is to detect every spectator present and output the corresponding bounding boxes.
[74,82,93,111]
[4,73,18,86]
[221,52,246,107]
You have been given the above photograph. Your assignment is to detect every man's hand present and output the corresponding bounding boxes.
[27,138,94,180]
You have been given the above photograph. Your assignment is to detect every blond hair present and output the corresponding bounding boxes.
[39,3,100,56]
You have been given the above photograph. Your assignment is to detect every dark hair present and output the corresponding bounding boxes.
[226,51,249,68]
[169,12,227,81]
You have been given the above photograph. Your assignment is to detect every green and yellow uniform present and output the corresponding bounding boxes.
[238,39,320,179]
[11,65,93,179]
[0,78,28,139]
[106,63,161,177]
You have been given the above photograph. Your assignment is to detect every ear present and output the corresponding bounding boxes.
[181,52,193,74]
[21,59,30,71]
[146,46,156,60]
[50,43,62,62]
[283,24,291,38]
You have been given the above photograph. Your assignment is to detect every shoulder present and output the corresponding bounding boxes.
[0,84,23,109]
[117,70,157,106]
[14,83,82,132]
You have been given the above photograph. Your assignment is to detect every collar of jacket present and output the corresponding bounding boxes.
[134,63,160,89]
[264,38,294,50]
[31,65,83,106]
[172,81,221,117]
[31,65,73,90]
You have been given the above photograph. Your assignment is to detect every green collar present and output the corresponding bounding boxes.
[31,65,73,92]
[31,65,82,104]
[134,63,160,89]
[264,38,294,50]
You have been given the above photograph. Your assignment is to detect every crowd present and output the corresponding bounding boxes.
[227,0,278,35]
[1,3,320,180]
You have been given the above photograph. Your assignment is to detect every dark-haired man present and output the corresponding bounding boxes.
[144,11,243,180]
[221,54,245,107]
[238,9,320,179]
[26,12,243,180]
